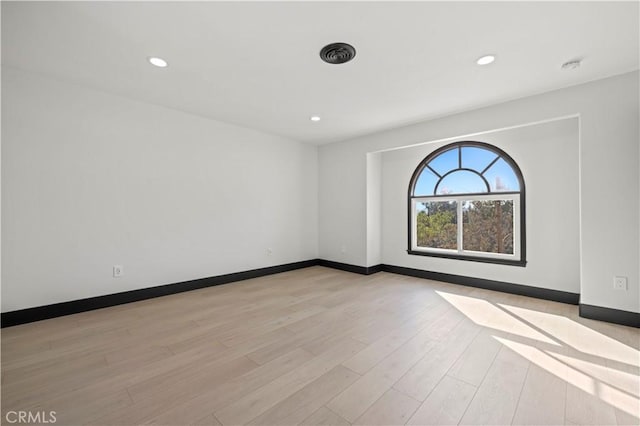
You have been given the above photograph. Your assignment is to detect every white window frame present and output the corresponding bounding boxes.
[411,193,521,262]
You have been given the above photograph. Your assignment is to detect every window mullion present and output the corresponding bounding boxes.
[457,200,464,253]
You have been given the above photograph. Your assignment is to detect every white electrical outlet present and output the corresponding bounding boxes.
[613,276,627,290]
[113,265,124,278]
[267,248,273,256]
[340,245,347,254]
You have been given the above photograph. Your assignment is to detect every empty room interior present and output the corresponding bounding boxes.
[1,1,639,425]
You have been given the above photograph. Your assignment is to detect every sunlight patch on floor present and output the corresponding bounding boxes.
[547,351,639,397]
[435,291,558,345]
[495,336,639,418]
[500,303,639,366]
[436,289,639,422]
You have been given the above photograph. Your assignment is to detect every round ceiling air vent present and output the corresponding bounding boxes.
[320,42,356,64]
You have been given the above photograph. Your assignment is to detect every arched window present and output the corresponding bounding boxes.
[408,141,526,266]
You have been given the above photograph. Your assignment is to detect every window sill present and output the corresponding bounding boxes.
[407,249,527,267]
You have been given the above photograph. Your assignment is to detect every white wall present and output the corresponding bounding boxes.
[381,119,580,293]
[1,67,318,312]
[3,67,638,316]
[366,152,382,266]
[319,71,639,313]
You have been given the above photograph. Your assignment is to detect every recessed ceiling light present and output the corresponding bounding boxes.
[148,57,168,68]
[476,55,496,65]
[310,116,321,122]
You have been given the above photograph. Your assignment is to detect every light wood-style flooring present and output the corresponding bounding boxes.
[2,266,639,425]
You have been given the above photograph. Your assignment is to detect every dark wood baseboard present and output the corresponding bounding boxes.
[1,259,318,328]
[317,261,579,305]
[326,262,636,328]
[380,264,580,305]
[317,259,381,275]
[579,304,640,328]
[5,259,634,329]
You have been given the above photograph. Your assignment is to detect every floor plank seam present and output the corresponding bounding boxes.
[509,361,532,425]
[455,365,485,424]
[323,404,353,425]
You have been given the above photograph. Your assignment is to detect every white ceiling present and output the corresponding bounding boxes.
[2,2,638,144]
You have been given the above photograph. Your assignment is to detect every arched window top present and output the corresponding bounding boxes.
[410,142,524,196]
